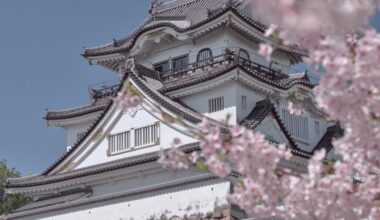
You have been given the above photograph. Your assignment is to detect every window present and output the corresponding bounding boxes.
[108,123,160,155]
[239,49,250,61]
[109,131,131,154]
[134,123,159,147]
[241,96,247,111]
[172,55,189,72]
[281,109,309,141]
[197,48,213,66]
[314,121,320,136]
[208,97,224,113]
[153,60,170,74]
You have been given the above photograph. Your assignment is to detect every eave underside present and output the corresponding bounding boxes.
[82,0,306,61]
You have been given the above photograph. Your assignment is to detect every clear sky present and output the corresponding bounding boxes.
[0,1,379,175]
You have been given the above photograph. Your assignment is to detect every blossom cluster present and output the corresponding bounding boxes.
[115,1,380,219]
[113,91,141,110]
[159,119,295,217]
[159,1,380,219]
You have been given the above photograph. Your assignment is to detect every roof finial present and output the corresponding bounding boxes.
[113,39,120,47]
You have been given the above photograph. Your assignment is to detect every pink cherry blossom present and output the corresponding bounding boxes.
[258,43,273,61]
[288,101,304,116]
[113,92,142,109]
[117,1,380,219]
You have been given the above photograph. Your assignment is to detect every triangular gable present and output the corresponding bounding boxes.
[312,123,342,155]
[43,60,227,175]
[241,98,311,158]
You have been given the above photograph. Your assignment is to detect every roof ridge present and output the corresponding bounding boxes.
[83,16,152,52]
[45,101,107,114]
[155,0,203,13]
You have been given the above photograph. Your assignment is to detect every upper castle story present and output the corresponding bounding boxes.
[45,0,337,156]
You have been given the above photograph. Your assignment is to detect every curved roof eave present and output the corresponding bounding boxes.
[161,64,314,96]
[82,7,306,59]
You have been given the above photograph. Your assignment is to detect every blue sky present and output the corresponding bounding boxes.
[0,1,379,175]
[0,0,151,175]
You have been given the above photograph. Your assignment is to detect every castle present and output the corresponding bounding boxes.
[4,1,339,219]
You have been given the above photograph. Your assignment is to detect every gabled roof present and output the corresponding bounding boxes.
[13,188,92,213]
[7,64,316,191]
[20,59,313,183]
[40,63,229,176]
[312,124,343,154]
[131,65,230,130]
[241,98,312,159]
[39,60,314,177]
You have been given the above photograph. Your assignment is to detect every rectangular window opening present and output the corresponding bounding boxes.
[153,60,170,74]
[281,109,309,141]
[108,131,131,155]
[242,96,247,111]
[208,97,224,113]
[172,55,189,72]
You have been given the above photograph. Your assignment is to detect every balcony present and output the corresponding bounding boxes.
[159,49,298,82]
[88,79,120,102]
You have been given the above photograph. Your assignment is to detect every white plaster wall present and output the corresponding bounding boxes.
[180,81,239,124]
[179,80,270,124]
[224,29,267,67]
[29,181,230,220]
[75,107,197,169]
[234,83,267,122]
[66,121,94,148]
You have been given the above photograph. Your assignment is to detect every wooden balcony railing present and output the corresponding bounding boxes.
[160,52,290,82]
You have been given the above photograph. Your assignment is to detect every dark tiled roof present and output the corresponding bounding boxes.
[82,0,271,58]
[14,188,91,213]
[241,98,312,159]
[154,0,239,25]
[312,124,343,154]
[44,100,109,121]
[7,143,200,188]
[241,98,275,129]
[160,63,313,94]
[132,65,228,128]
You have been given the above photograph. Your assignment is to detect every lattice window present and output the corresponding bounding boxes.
[172,55,189,71]
[197,48,213,66]
[134,123,159,147]
[281,109,309,141]
[208,97,224,113]
[108,123,160,156]
[109,131,131,154]
[242,95,247,111]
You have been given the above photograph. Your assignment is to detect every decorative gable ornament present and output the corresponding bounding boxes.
[125,58,136,71]
[127,106,141,118]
